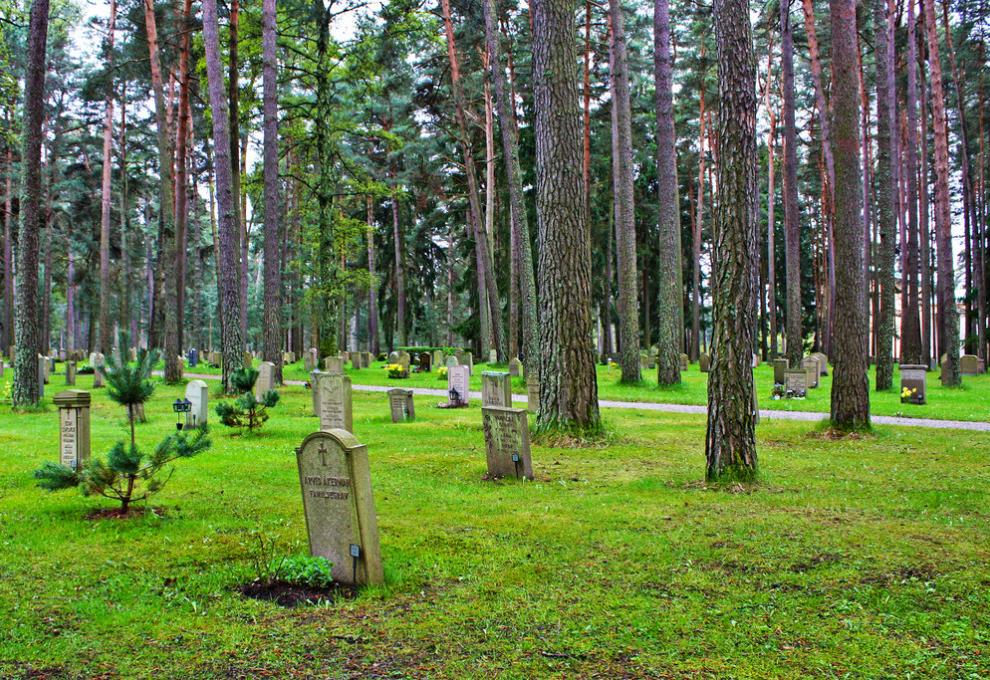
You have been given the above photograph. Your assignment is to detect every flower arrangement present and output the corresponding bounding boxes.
[900,386,921,404]
[437,366,448,380]
[386,363,409,379]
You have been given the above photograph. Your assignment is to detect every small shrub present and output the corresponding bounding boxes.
[276,554,334,589]
[215,368,279,432]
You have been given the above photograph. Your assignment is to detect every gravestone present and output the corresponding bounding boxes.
[65,361,76,386]
[508,357,523,378]
[319,373,353,433]
[699,353,711,373]
[679,353,689,371]
[388,351,399,364]
[481,372,512,407]
[40,355,49,384]
[243,351,254,368]
[784,369,808,398]
[801,357,820,388]
[960,354,980,376]
[90,352,106,388]
[463,351,474,375]
[295,430,383,586]
[185,380,209,428]
[489,349,498,364]
[310,370,324,416]
[445,355,459,369]
[639,353,650,370]
[418,352,432,372]
[255,361,276,400]
[396,351,411,376]
[324,356,345,375]
[363,352,373,367]
[811,352,828,376]
[304,347,318,372]
[54,390,91,472]
[446,365,470,407]
[527,379,540,415]
[752,353,761,368]
[188,348,199,368]
[349,353,362,370]
[773,358,788,385]
[432,350,444,369]
[482,406,534,480]
[388,389,415,422]
[129,347,137,362]
[899,364,927,405]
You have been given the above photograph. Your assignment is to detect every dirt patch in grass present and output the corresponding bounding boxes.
[238,579,356,607]
[807,428,874,441]
[84,506,167,520]
[860,563,940,586]
[789,551,843,573]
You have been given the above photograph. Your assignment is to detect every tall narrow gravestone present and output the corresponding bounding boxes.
[489,349,497,364]
[255,361,276,400]
[527,380,540,415]
[90,352,105,388]
[319,373,353,433]
[446,365,470,407]
[388,388,415,422]
[481,406,534,480]
[185,380,209,428]
[310,370,324,416]
[699,353,711,373]
[296,430,383,586]
[508,357,522,377]
[679,353,689,370]
[481,372,512,407]
[54,390,91,471]
[39,354,49,384]
[65,361,76,386]
[773,358,788,385]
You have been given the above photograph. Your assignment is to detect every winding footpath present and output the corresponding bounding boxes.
[178,372,990,433]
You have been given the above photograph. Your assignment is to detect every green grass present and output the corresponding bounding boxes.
[1,370,989,677]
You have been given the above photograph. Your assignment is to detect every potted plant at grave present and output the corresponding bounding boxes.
[215,367,279,432]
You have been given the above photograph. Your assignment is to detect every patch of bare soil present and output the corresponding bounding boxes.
[238,579,356,607]
[85,506,167,520]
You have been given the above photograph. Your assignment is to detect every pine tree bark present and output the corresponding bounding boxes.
[98,0,117,354]
[692,87,706,362]
[654,0,683,384]
[764,49,779,359]
[705,0,758,482]
[366,197,379,355]
[829,0,871,429]
[229,0,247,344]
[531,0,600,429]
[174,0,192,354]
[901,0,924,364]
[261,0,281,382]
[12,0,49,406]
[202,0,245,391]
[923,0,960,385]
[780,0,802,367]
[3,145,14,353]
[391,193,405,347]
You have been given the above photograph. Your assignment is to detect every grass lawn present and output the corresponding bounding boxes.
[1,370,988,678]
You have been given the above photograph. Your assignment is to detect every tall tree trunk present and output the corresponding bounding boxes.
[229,0,247,344]
[98,0,117,354]
[764,51,779,359]
[119,88,132,353]
[391,194,405,347]
[532,0,600,429]
[919,54,933,365]
[923,0,960,385]
[706,0,758,482]
[174,0,192,354]
[12,0,49,406]
[654,0,683,384]
[261,0,281,382]
[692,87,706,362]
[366,197,379,355]
[829,0,870,429]
[901,0,923,364]
[873,0,898,390]
[3,146,14,352]
[202,0,245,391]
[780,0,802,367]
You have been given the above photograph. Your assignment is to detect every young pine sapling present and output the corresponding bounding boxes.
[215,367,279,432]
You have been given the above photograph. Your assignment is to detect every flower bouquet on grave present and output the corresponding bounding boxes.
[437,366,448,380]
[386,363,409,379]
[900,386,921,405]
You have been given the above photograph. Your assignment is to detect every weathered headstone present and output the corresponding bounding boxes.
[960,354,980,376]
[255,361,276,400]
[185,379,209,428]
[310,370,324,416]
[324,356,345,375]
[699,353,711,373]
[801,357,820,388]
[463,351,474,375]
[188,348,199,368]
[482,406,534,480]
[387,351,399,364]
[508,357,523,378]
[295,429,383,586]
[527,379,540,415]
[319,373,353,433]
[38,355,48,389]
[90,352,105,388]
[65,361,76,386]
[432,350,444,369]
[899,364,927,405]
[489,349,498,364]
[784,369,808,398]
[811,352,828,376]
[363,352,373,367]
[396,351,411,376]
[445,355,459,369]
[243,351,254,368]
[54,390,91,471]
[679,353,689,371]
[446,365,470,407]
[418,352,432,372]
[481,371,512,407]
[773,358,788,385]
[388,388,415,422]
[304,347,318,372]
[129,347,137,362]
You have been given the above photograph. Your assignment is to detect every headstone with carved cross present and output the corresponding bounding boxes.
[319,373,353,433]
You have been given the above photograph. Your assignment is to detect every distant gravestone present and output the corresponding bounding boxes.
[38,355,48,391]
[432,350,444,369]
[482,406,534,480]
[243,351,254,368]
[446,365,470,407]
[445,355,459,369]
[508,357,522,378]
[91,352,106,388]
[396,351,411,376]
[185,380,209,428]
[388,388,415,422]
[188,348,199,368]
[899,364,927,405]
[527,380,540,415]
[801,357,820,388]
[129,347,137,362]
[305,347,318,372]
[811,352,828,376]
[784,369,808,398]
[324,356,345,375]
[54,390,91,472]
[481,372,512,407]
[388,351,399,364]
[960,354,980,376]
[699,353,711,373]
[463,351,474,375]
[310,370,324,416]
[65,361,76,386]
[679,353,689,371]
[319,373,353,433]
[752,353,761,368]
[489,349,498,364]
[773,358,788,385]
[255,361,276,400]
[295,429,383,586]
[418,352,432,372]
[639,354,650,370]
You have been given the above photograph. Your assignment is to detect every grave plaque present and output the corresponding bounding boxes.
[481,371,512,407]
[324,356,345,375]
[388,388,415,422]
[784,369,808,398]
[446,365,470,407]
[801,357,820,388]
[319,373,353,433]
[960,354,980,376]
[185,379,209,428]
[296,430,383,586]
[54,390,91,471]
[699,353,711,373]
[679,353,689,371]
[773,358,788,385]
[508,357,522,377]
[481,406,534,480]
[899,364,927,405]
[310,370,324,416]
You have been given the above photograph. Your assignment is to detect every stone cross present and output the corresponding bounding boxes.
[481,371,512,408]
[388,388,415,422]
[446,365,470,407]
[54,390,91,472]
[482,406,534,480]
[296,430,383,586]
[319,373,353,433]
[255,362,276,400]
[185,380,209,428]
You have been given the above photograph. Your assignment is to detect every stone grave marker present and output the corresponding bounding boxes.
[446,365,470,407]
[38,355,48,390]
[432,350,444,369]
[811,352,828,376]
[445,355,459,369]
[188,348,199,368]
[679,353,689,370]
[363,352,373,367]
[527,380,540,415]
[90,352,106,388]
[899,364,927,405]
[295,429,383,586]
[772,358,788,385]
[129,347,137,362]
[418,352,432,372]
[960,354,980,376]
[388,351,399,364]
[324,356,345,375]
[481,406,534,480]
[508,357,522,377]
[396,351,411,376]
[185,380,209,428]
[784,369,808,398]
[65,361,76,386]
[304,347,318,372]
[388,389,415,422]
[255,361,276,400]
[752,353,761,367]
[482,372,512,407]
[463,351,474,375]
[801,357,820,388]
[54,390,91,472]
[319,373,353,433]
[489,349,498,364]
[243,351,254,368]
[699,353,711,373]
[310,370,324,416]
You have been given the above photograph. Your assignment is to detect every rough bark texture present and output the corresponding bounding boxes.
[923,0,960,385]
[692,88,706,362]
[705,0,758,482]
[531,0,600,429]
[391,195,405,347]
[98,0,117,354]
[654,0,683,385]
[608,0,641,383]
[829,0,871,429]
[261,0,281,382]
[366,198,379,355]
[12,0,49,407]
[780,0,802,367]
[900,0,923,365]
[4,147,14,352]
[202,0,245,391]
[229,0,247,344]
[174,0,192,354]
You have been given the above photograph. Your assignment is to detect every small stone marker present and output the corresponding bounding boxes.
[310,370,324,416]
[388,351,399,364]
[188,348,199,367]
[784,369,808,398]
[463,351,474,375]
[508,357,522,377]
[255,361,276,400]
[811,352,828,376]
[773,358,788,385]
[482,406,534,480]
[65,361,76,386]
[482,371,512,407]
[679,353,689,370]
[388,388,415,422]
[39,354,49,384]
[489,349,497,364]
[319,373,353,433]
[185,379,209,428]
[305,347,318,372]
[432,350,444,369]
[54,390,91,471]
[527,379,540,415]
[445,355,459,369]
[960,354,980,376]
[324,356,345,375]
[243,350,254,368]
[91,352,105,388]
[699,353,711,373]
[418,352,432,372]
[296,429,383,586]
[900,364,927,405]
[446,365,470,407]
[801,357,820,388]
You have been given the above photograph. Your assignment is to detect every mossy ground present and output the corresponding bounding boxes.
[1,368,988,678]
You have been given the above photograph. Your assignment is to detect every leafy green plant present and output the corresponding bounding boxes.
[277,554,334,589]
[215,368,279,432]
[105,348,159,448]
